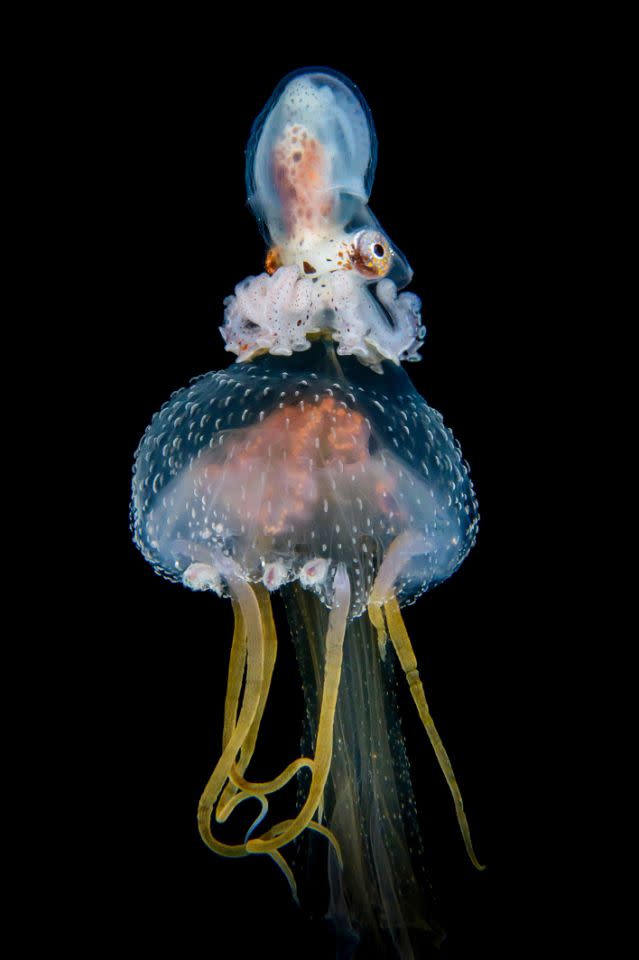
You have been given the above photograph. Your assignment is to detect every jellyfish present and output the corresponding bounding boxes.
[131,68,482,958]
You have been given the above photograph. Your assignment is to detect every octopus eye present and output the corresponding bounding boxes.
[352,229,392,278]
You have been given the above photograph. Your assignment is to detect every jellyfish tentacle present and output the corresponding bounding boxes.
[369,530,432,657]
[243,795,269,842]
[308,820,343,868]
[246,564,351,855]
[213,579,339,883]
[257,818,343,868]
[222,597,247,748]
[228,757,313,796]
[235,584,278,771]
[219,757,314,828]
[369,529,432,608]
[197,575,265,858]
[217,585,278,821]
[217,788,270,826]
[383,595,485,871]
[268,851,299,904]
[217,587,317,824]
[368,599,388,657]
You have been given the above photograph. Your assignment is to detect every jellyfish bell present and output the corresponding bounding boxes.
[131,67,482,958]
[133,348,476,618]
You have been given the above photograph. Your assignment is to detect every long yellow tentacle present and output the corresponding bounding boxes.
[198,570,346,895]
[228,757,313,798]
[222,597,246,749]
[383,595,485,871]
[256,817,343,867]
[197,577,264,858]
[368,600,387,658]
[217,585,278,821]
[246,564,350,856]
[268,850,299,903]
[234,585,278,775]
[217,588,315,819]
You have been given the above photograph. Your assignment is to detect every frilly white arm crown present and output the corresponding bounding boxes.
[220,68,426,372]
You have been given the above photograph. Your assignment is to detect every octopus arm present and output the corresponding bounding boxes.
[221,268,426,370]
[221,267,320,361]
[368,279,426,364]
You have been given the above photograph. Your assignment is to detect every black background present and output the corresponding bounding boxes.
[59,22,575,960]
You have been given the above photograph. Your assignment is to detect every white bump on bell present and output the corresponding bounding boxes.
[262,560,288,592]
[299,557,329,588]
[183,562,223,595]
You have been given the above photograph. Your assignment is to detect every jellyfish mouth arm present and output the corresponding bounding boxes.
[245,563,351,856]
[368,533,485,871]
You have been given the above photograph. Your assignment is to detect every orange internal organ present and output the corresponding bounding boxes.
[272,124,333,241]
[195,397,391,537]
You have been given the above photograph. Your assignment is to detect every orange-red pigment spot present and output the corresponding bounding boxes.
[265,247,282,275]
